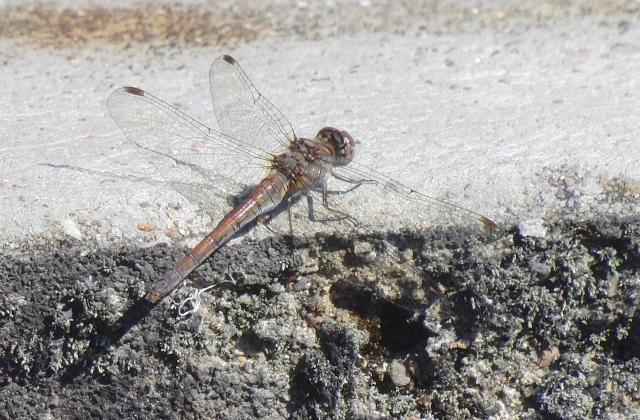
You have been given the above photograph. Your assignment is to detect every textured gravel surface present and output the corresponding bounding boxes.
[2,218,640,418]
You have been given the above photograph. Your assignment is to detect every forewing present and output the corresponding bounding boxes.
[209,55,296,154]
[329,160,499,231]
[107,87,271,216]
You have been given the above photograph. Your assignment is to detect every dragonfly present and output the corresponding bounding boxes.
[107,55,498,304]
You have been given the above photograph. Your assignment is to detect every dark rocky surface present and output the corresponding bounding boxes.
[1,218,639,419]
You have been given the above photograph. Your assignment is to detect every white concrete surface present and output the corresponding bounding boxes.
[1,2,639,245]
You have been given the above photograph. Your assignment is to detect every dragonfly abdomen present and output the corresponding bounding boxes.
[145,173,291,303]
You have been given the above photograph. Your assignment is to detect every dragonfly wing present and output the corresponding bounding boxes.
[329,160,499,230]
[108,87,271,216]
[209,55,296,153]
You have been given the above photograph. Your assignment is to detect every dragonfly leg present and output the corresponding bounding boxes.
[307,185,358,225]
[329,170,377,195]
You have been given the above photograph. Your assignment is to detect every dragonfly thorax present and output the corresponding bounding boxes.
[272,128,355,191]
[270,149,321,191]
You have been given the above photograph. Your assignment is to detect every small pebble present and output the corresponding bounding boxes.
[137,222,156,232]
[164,227,183,239]
[293,278,309,291]
[518,219,547,239]
[353,241,373,255]
[62,219,82,240]
[530,262,552,277]
[388,361,411,387]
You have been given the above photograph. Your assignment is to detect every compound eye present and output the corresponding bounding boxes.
[339,130,354,150]
[317,127,355,164]
[320,127,343,146]
[332,130,344,147]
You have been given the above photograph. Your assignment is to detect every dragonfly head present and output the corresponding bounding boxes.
[315,127,356,166]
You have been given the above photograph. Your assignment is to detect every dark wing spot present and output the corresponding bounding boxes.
[124,86,145,96]
[222,55,236,65]
[480,216,500,231]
